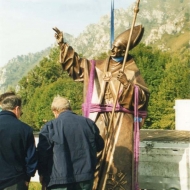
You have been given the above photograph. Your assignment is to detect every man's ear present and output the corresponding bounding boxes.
[15,106,20,118]
[53,110,59,118]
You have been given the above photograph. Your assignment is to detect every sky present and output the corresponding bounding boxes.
[0,0,135,67]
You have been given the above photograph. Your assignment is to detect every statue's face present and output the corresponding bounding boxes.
[110,45,125,57]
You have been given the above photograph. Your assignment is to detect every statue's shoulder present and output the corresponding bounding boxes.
[95,59,104,65]
[94,59,105,71]
[125,58,139,72]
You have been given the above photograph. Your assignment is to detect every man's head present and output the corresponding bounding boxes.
[1,95,22,119]
[110,25,144,58]
[0,91,16,111]
[51,96,71,118]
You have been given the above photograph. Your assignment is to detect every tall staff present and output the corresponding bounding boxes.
[110,0,114,48]
[99,0,141,189]
[109,0,140,136]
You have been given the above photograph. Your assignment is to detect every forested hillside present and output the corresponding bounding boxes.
[17,44,189,131]
[0,47,51,92]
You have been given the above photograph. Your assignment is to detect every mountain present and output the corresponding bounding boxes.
[70,0,190,58]
[0,48,51,92]
[0,0,189,91]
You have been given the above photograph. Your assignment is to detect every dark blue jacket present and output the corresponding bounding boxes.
[0,111,38,189]
[37,110,104,187]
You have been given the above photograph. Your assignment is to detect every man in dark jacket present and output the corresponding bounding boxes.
[0,95,38,190]
[37,96,104,190]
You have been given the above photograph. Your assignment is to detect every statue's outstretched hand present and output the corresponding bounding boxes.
[53,27,63,44]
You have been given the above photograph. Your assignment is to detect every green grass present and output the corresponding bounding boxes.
[29,182,41,190]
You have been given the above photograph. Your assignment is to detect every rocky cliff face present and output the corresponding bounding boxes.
[0,0,189,91]
[70,0,189,58]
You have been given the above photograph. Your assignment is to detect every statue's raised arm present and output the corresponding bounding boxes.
[53,27,89,81]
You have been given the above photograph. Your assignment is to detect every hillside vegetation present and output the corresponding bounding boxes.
[0,48,51,92]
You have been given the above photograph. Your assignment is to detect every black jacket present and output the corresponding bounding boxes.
[37,110,104,187]
[0,111,38,189]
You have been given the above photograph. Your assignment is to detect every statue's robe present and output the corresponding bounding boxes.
[59,43,149,190]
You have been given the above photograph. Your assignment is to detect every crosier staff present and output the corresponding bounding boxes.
[100,0,141,189]
[109,0,141,143]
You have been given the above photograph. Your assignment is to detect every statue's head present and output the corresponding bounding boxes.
[110,25,144,57]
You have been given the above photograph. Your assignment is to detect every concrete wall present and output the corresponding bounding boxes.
[174,99,190,131]
[139,130,190,190]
